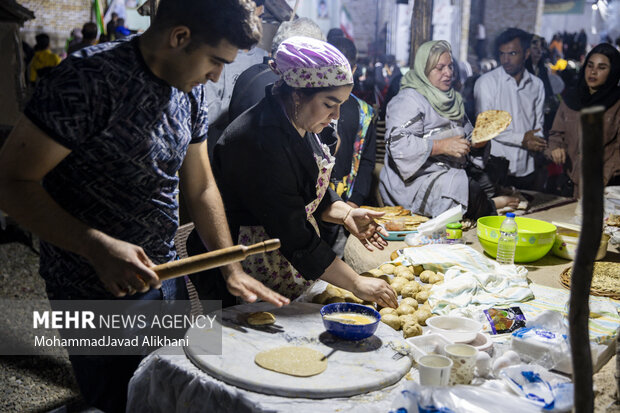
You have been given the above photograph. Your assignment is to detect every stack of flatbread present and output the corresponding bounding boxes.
[361,205,429,231]
[472,110,512,144]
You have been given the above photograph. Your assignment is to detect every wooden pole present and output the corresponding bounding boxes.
[570,105,605,413]
[290,0,300,21]
[409,0,433,68]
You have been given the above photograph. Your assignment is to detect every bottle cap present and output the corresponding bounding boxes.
[506,212,516,218]
[446,222,462,229]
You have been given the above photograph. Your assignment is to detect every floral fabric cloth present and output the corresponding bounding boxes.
[238,137,335,299]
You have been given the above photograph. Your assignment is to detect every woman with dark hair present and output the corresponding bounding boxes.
[546,43,620,197]
[210,37,397,307]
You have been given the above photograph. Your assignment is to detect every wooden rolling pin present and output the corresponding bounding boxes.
[152,239,281,281]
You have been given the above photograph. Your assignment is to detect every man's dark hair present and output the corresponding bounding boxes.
[34,33,50,51]
[112,12,118,19]
[82,22,98,41]
[495,27,531,57]
[153,0,261,50]
[327,28,345,44]
[329,36,357,69]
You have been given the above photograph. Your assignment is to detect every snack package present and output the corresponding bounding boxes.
[483,307,526,335]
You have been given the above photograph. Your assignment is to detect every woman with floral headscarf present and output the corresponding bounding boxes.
[546,43,620,197]
[207,37,397,307]
[379,40,517,219]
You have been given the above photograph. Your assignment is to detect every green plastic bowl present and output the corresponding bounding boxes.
[477,216,557,263]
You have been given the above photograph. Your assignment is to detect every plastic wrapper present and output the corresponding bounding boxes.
[388,381,540,413]
[484,307,526,335]
[499,364,573,412]
[405,206,463,246]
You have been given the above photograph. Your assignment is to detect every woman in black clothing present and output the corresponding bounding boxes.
[209,37,397,308]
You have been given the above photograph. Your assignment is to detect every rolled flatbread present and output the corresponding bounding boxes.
[472,110,512,144]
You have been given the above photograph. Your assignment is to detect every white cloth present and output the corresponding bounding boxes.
[127,352,409,412]
[474,67,545,177]
[394,244,534,318]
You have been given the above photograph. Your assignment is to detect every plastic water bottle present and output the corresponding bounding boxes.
[496,212,518,265]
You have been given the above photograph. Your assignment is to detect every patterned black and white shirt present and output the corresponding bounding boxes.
[25,36,209,298]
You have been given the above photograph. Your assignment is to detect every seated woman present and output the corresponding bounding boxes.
[379,40,516,219]
[546,43,620,197]
[210,37,397,308]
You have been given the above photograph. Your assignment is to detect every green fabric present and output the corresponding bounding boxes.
[400,40,464,120]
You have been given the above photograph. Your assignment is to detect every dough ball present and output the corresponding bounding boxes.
[429,273,444,284]
[396,303,415,316]
[368,268,384,277]
[312,290,331,304]
[421,302,432,312]
[363,301,377,309]
[326,296,345,304]
[379,307,398,316]
[325,284,344,297]
[415,290,430,303]
[414,309,432,326]
[412,265,424,275]
[422,284,433,292]
[390,276,409,286]
[402,321,423,338]
[395,268,415,281]
[401,281,421,298]
[379,264,396,275]
[419,270,436,283]
[247,312,276,325]
[344,295,364,304]
[394,266,413,278]
[381,314,401,330]
[400,297,419,309]
[399,314,417,326]
[360,271,374,278]
[390,278,408,295]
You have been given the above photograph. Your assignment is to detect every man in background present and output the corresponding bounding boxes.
[67,22,99,54]
[475,28,546,190]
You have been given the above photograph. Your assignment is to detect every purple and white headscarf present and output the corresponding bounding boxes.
[269,36,353,88]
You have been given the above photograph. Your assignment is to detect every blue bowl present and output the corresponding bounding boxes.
[320,303,381,341]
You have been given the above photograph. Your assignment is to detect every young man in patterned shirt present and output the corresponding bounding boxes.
[0,0,288,410]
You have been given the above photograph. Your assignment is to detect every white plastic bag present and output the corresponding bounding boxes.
[389,381,542,413]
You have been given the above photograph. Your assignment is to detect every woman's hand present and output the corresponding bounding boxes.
[343,208,389,251]
[432,136,470,158]
[352,276,398,308]
[223,266,290,307]
[551,148,566,165]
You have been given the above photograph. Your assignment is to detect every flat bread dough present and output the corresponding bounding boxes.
[472,110,512,144]
[247,311,276,325]
[255,346,327,377]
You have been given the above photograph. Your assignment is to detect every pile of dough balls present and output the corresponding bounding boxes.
[311,262,444,339]
[359,262,444,339]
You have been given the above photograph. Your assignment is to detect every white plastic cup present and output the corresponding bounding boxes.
[418,354,452,386]
[444,343,479,385]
